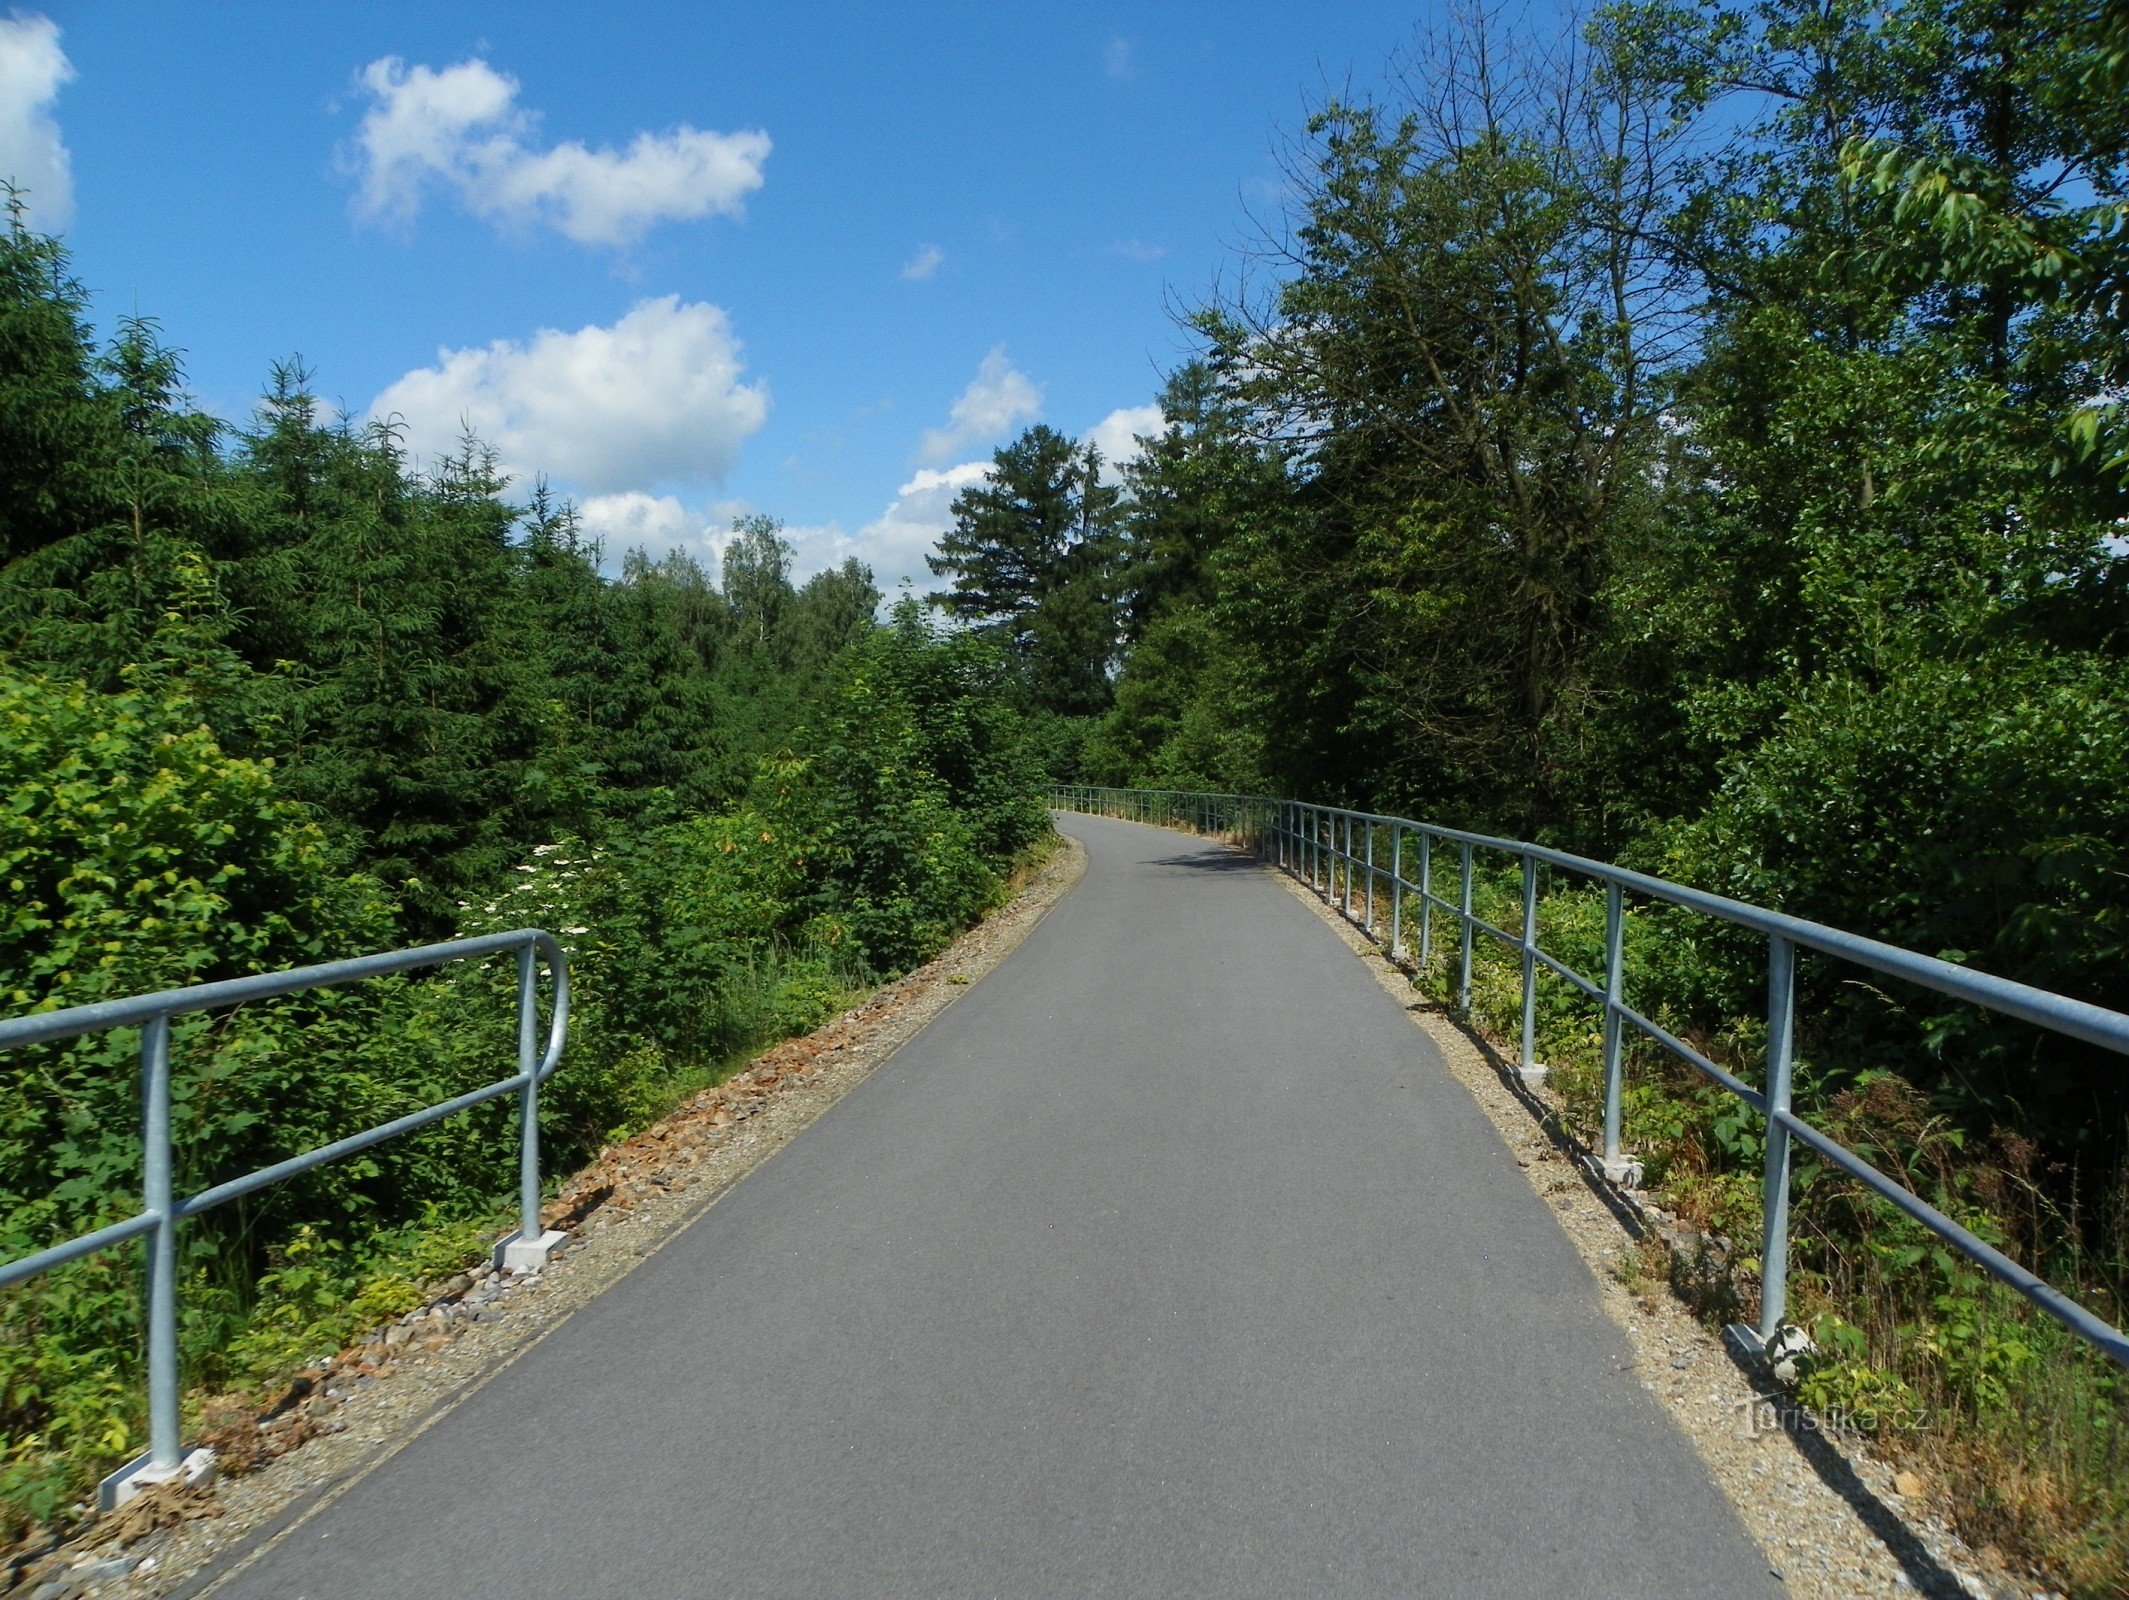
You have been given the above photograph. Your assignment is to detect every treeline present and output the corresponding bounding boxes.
[0,218,1048,1533]
[929,0,2129,1581]
[1,212,906,931]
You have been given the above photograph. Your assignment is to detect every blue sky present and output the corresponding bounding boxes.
[5,3,1422,588]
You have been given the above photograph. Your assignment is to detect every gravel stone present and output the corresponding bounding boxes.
[83,836,1087,1600]
[1273,862,2019,1600]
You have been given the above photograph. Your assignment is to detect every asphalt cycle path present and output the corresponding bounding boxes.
[216,814,1780,1599]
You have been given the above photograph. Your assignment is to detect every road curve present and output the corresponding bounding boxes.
[214,814,1780,1599]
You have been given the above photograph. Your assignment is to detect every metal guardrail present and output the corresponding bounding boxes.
[0,929,569,1506]
[1052,785,2129,1373]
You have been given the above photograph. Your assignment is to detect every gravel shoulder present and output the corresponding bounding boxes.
[11,837,1085,1600]
[16,820,2030,1600]
[1262,849,2038,1600]
[176,811,1786,1600]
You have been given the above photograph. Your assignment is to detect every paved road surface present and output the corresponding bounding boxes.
[216,814,1780,1599]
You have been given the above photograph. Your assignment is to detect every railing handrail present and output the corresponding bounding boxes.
[1054,787,2129,1053]
[0,928,570,1505]
[0,928,569,1052]
[1051,785,2129,1374]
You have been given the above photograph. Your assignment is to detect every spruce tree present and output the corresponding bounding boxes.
[927,424,1121,714]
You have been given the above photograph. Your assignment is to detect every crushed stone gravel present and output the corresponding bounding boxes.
[1264,850,2054,1600]
[23,838,1085,1600]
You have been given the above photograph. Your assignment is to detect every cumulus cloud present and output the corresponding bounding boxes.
[576,491,716,557]
[853,462,992,590]
[369,296,768,494]
[573,487,951,597]
[0,13,73,230]
[919,347,1041,464]
[348,55,768,246]
[900,243,944,281]
[1085,404,1166,479]
[574,458,1005,595]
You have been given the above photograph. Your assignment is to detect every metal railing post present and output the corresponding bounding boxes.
[1458,842,1475,1013]
[1418,831,1434,972]
[2,927,574,1507]
[1022,784,2129,1373]
[1348,816,1358,919]
[1342,815,1354,918]
[516,944,543,1251]
[140,1014,181,1475]
[1519,856,1540,1077]
[1602,880,1628,1175]
[1364,822,1376,935]
[1390,825,1403,958]
[1759,935,1798,1341]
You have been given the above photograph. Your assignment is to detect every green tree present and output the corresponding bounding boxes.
[721,513,794,657]
[928,425,1121,715]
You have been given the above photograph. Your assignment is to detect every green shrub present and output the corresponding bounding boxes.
[0,627,1051,1539]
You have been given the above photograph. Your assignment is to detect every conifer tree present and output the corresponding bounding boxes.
[927,425,1121,713]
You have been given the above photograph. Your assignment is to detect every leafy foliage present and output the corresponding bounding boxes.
[928,425,1122,716]
[1004,0,2129,1581]
[0,219,1050,1538]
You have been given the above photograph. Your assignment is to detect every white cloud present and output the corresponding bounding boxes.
[0,13,73,230]
[574,484,964,597]
[1109,238,1164,261]
[571,458,1002,595]
[900,243,944,281]
[919,347,1041,464]
[1084,404,1166,481]
[1103,37,1136,81]
[852,462,992,590]
[677,465,987,596]
[576,491,716,557]
[348,55,768,246]
[369,296,768,494]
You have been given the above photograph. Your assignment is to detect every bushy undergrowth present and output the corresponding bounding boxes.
[0,612,1048,1538]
